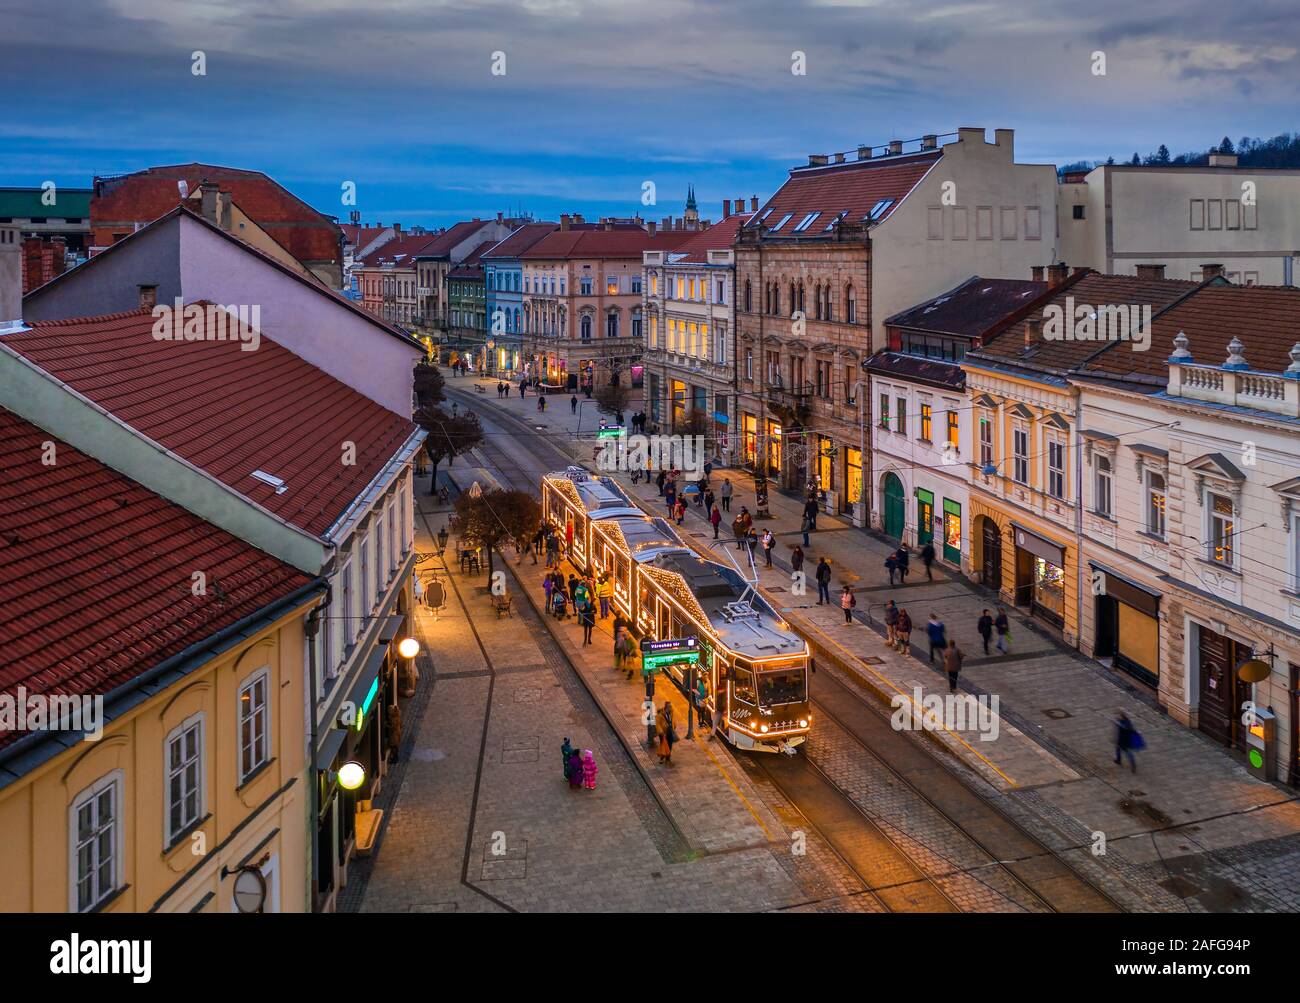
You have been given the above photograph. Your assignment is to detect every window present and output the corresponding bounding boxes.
[1147,472,1166,537]
[632,309,643,338]
[895,396,907,435]
[866,199,894,221]
[1047,437,1066,499]
[581,314,592,340]
[675,277,684,299]
[744,280,752,312]
[650,273,658,296]
[606,312,619,338]
[166,715,204,844]
[745,349,753,380]
[631,275,642,294]
[716,279,725,303]
[580,276,592,295]
[340,559,355,649]
[606,276,619,295]
[953,207,969,239]
[1001,207,1017,239]
[771,213,793,231]
[845,284,856,323]
[792,212,821,232]
[1209,493,1234,565]
[947,411,959,449]
[976,206,993,239]
[1072,204,1086,220]
[359,532,370,617]
[71,772,121,912]
[239,670,270,782]
[919,401,932,441]
[1207,199,1223,230]
[1095,455,1112,516]
[878,393,890,428]
[375,515,386,601]
[1013,425,1029,484]
[1025,206,1042,239]
[1225,199,1241,230]
[815,360,830,398]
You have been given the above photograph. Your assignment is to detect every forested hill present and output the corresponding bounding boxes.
[1060,132,1300,174]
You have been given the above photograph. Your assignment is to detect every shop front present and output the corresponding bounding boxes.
[942,499,962,565]
[916,488,935,548]
[1013,524,1066,630]
[671,380,687,428]
[741,412,758,469]
[765,419,782,477]
[843,446,863,520]
[1090,563,1160,688]
[815,434,835,494]
[1193,621,1253,750]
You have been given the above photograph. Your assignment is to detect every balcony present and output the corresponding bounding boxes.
[1167,334,1300,417]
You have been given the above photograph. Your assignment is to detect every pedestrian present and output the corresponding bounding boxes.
[596,574,612,618]
[573,575,590,609]
[884,599,899,646]
[994,606,1011,653]
[884,553,897,586]
[943,640,964,693]
[695,673,709,725]
[803,496,819,531]
[895,608,913,653]
[745,530,759,563]
[732,514,746,550]
[710,505,722,539]
[581,749,599,789]
[656,703,676,766]
[921,541,936,581]
[568,748,584,789]
[665,484,677,518]
[561,737,576,782]
[896,547,910,583]
[537,394,544,412]
[800,513,812,548]
[926,612,947,665]
[579,602,595,645]
[656,469,667,496]
[564,519,574,555]
[815,557,832,605]
[542,572,555,611]
[761,528,775,567]
[739,507,753,535]
[621,631,638,680]
[720,478,733,512]
[519,382,526,399]
[1114,712,1144,772]
[545,530,559,568]
[704,489,715,514]
[977,609,993,655]
[386,701,403,763]
[675,497,688,525]
[790,545,804,574]
[570,394,578,414]
[694,477,707,506]
[840,585,857,624]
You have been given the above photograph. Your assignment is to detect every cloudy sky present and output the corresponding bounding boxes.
[2,0,1296,224]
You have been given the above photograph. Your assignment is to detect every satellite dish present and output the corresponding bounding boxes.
[1237,659,1271,683]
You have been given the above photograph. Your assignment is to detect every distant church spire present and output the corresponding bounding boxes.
[684,184,699,226]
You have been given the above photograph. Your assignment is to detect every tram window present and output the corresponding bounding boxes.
[733,667,757,705]
[758,668,806,706]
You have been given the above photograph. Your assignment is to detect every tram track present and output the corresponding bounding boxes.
[445,384,1126,912]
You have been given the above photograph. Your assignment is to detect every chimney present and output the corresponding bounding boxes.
[832,152,845,164]
[138,284,158,310]
[647,221,657,235]
[888,140,903,155]
[573,214,585,223]
[199,181,219,224]
[750,196,759,212]
[1135,264,1166,281]
[957,127,985,145]
[392,223,402,235]
[496,211,503,223]
[604,220,614,231]
[808,154,829,167]
[1047,262,1069,286]
[0,223,21,326]
[722,199,732,219]
[1201,263,1226,280]
[219,190,232,231]
[920,134,937,151]
[1026,317,1042,348]
[662,216,671,230]
[993,128,1014,155]
[560,214,571,231]
[1208,152,1238,168]
[857,145,872,161]
[1031,265,1045,282]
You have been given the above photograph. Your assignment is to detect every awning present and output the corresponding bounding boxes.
[378,614,407,645]
[1090,562,1161,617]
[316,727,346,772]
[1012,523,1065,567]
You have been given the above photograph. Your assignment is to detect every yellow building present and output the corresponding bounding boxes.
[962,267,1197,646]
[0,407,323,913]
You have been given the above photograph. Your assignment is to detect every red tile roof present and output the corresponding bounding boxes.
[748,151,940,235]
[357,232,442,269]
[448,241,496,279]
[4,307,417,538]
[0,406,314,745]
[521,228,690,261]
[666,214,752,264]
[970,272,1199,373]
[414,220,497,259]
[92,164,343,265]
[482,223,558,259]
[342,224,391,249]
[1082,283,1300,379]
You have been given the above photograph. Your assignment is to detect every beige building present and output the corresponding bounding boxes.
[643,206,748,461]
[1071,283,1300,785]
[1057,154,1300,285]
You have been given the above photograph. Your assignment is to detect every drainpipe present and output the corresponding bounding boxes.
[1074,391,1084,650]
[305,581,333,912]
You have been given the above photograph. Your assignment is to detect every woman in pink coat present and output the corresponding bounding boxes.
[581,749,598,790]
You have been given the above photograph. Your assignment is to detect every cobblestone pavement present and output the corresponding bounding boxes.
[447,374,1300,912]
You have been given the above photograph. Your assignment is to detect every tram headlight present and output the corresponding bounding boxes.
[799,719,809,729]
[759,724,769,734]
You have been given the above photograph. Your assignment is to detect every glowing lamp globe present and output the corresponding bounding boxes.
[398,637,420,659]
[338,761,366,791]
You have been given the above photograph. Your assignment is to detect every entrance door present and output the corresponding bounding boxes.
[916,490,934,547]
[883,474,905,540]
[1197,626,1251,749]
[981,519,1002,592]
[1095,595,1118,659]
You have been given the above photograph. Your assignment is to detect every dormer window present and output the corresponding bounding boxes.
[792,212,821,233]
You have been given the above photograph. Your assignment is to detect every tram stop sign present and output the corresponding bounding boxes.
[640,636,700,671]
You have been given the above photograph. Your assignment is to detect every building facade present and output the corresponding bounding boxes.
[483,222,557,379]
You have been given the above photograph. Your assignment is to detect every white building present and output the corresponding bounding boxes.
[1057,154,1300,285]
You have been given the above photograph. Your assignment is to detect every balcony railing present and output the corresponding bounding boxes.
[1169,362,1300,416]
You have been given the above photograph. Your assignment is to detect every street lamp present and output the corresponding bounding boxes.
[337,760,366,791]
[397,637,420,659]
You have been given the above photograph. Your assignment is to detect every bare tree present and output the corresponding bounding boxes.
[415,406,483,493]
[452,488,541,579]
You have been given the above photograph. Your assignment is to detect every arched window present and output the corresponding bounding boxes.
[823,284,832,321]
[798,282,805,314]
[813,283,822,320]
[580,314,592,340]
[845,283,856,323]
[744,279,752,313]
[789,282,796,315]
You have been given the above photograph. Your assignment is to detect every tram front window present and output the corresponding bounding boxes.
[732,666,757,705]
[758,668,806,707]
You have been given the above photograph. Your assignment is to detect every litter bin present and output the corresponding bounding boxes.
[1245,706,1276,780]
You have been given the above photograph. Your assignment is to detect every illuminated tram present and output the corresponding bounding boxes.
[541,466,811,753]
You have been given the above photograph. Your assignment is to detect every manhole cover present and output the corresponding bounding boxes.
[1043,708,1072,719]
[859,656,884,665]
